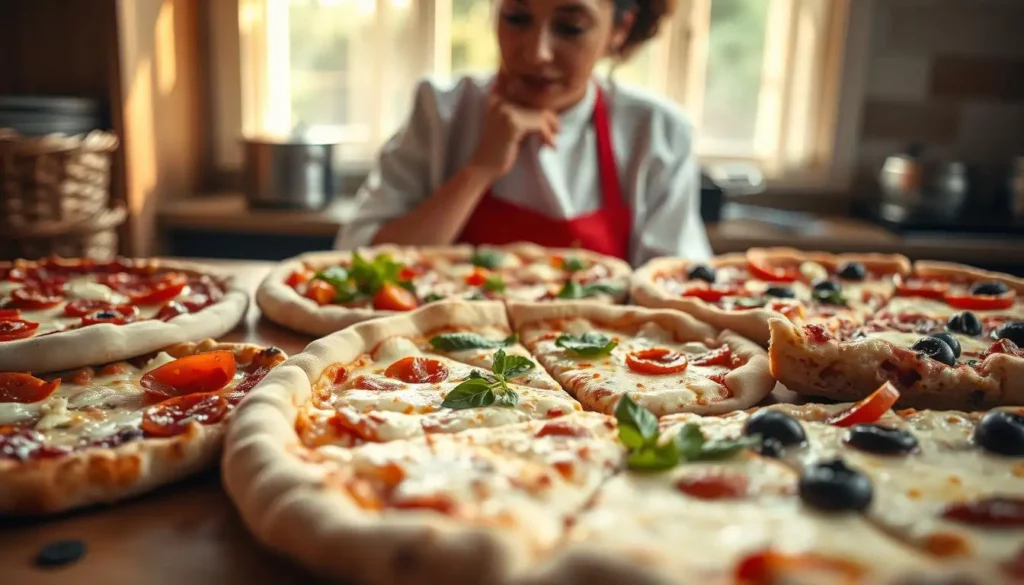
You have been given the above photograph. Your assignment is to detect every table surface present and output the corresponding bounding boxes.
[1,259,805,584]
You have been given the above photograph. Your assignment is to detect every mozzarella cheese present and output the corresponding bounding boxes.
[66,277,129,303]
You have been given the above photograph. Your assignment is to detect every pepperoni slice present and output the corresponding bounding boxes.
[0,319,39,342]
[0,428,71,461]
[676,472,749,500]
[155,300,189,321]
[536,420,590,438]
[0,373,60,403]
[0,308,21,321]
[81,305,139,326]
[64,299,117,318]
[10,284,66,309]
[224,366,272,405]
[827,381,900,427]
[140,351,238,398]
[120,273,188,305]
[384,357,449,384]
[691,346,733,367]
[373,282,418,312]
[141,393,229,437]
[942,497,1024,527]
[625,348,689,375]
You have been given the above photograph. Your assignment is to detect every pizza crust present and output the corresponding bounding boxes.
[0,339,285,515]
[767,317,1024,409]
[913,260,1024,294]
[0,259,248,373]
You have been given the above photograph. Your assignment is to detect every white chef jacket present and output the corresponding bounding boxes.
[333,74,713,267]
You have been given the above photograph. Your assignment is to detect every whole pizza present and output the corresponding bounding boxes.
[223,300,1024,585]
[256,243,632,336]
[0,257,249,373]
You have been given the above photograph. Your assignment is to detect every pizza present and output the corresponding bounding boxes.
[0,256,249,373]
[256,243,631,336]
[0,339,286,514]
[508,302,774,416]
[222,300,1021,584]
[768,261,1024,410]
[631,247,910,345]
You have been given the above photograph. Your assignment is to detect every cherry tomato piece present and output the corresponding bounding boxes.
[465,268,489,287]
[0,309,21,321]
[141,393,229,437]
[625,348,689,375]
[398,267,418,282]
[943,290,1016,311]
[0,319,39,341]
[140,350,238,398]
[285,270,312,288]
[0,373,60,403]
[10,284,66,309]
[384,357,449,384]
[827,381,901,427]
[373,282,418,312]
[81,305,139,326]
[304,280,336,305]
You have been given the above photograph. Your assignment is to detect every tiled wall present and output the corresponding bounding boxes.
[855,0,1024,209]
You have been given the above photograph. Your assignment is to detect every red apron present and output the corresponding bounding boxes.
[457,88,632,260]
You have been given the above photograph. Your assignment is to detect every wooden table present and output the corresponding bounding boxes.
[1,260,318,584]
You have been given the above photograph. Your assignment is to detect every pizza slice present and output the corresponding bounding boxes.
[0,339,286,514]
[510,302,774,417]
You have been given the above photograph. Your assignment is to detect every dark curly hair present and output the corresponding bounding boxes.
[613,0,676,58]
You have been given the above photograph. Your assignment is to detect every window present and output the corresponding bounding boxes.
[235,0,854,181]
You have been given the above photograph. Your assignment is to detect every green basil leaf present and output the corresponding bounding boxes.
[555,332,618,357]
[498,354,536,380]
[441,379,496,409]
[484,274,506,293]
[561,256,587,273]
[466,291,486,301]
[693,435,761,461]
[675,423,708,460]
[626,442,680,471]
[348,252,405,295]
[813,290,847,306]
[423,292,446,303]
[614,394,659,445]
[617,425,647,450]
[556,280,582,299]
[496,387,520,407]
[429,332,517,352]
[556,281,624,299]
[471,249,504,270]
[313,266,349,289]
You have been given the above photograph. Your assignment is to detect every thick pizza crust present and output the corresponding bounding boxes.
[913,260,1024,294]
[0,259,249,373]
[631,251,911,345]
[0,339,286,515]
[767,318,1024,409]
[507,301,775,414]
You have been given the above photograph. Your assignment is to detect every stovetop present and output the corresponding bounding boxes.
[854,200,1024,237]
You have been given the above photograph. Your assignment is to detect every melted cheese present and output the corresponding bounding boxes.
[66,277,129,303]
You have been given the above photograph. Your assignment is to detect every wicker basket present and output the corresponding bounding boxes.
[0,129,119,229]
[0,204,126,261]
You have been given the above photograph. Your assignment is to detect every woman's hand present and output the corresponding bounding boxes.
[469,87,560,180]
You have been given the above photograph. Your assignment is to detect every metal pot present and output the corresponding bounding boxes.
[241,136,338,210]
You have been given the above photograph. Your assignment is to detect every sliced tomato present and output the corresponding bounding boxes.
[140,350,238,398]
[625,348,689,375]
[895,277,949,300]
[680,284,745,303]
[0,319,39,341]
[304,280,336,305]
[155,300,189,321]
[943,290,1016,311]
[748,261,799,283]
[122,272,188,305]
[64,298,117,317]
[384,357,449,384]
[0,309,21,321]
[141,392,229,437]
[81,305,139,326]
[464,267,489,287]
[285,270,312,288]
[373,282,418,312]
[10,284,66,309]
[827,381,901,427]
[691,346,733,367]
[0,373,60,403]
[676,472,748,500]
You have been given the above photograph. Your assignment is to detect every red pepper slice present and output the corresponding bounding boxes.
[0,319,39,341]
[140,351,238,398]
[827,381,901,427]
[0,308,21,321]
[895,277,949,300]
[122,273,188,305]
[748,261,799,283]
[943,290,1016,311]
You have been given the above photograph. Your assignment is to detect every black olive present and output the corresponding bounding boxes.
[969,281,1009,296]
[743,410,807,447]
[928,332,961,359]
[946,311,982,337]
[836,261,866,281]
[94,311,118,320]
[764,286,795,299]
[799,459,873,512]
[911,337,957,367]
[845,424,919,455]
[757,437,784,458]
[686,264,716,284]
[811,279,842,293]
[36,540,86,567]
[974,409,1024,456]
[994,322,1024,347]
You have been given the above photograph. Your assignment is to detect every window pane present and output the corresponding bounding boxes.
[451,0,497,73]
[701,0,769,152]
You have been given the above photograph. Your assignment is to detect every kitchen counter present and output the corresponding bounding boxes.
[158,193,1024,269]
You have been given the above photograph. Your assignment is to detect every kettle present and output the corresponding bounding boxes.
[879,143,924,208]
